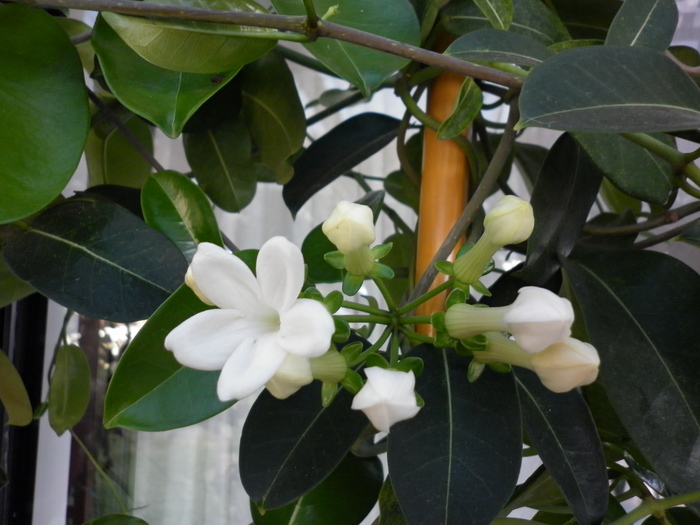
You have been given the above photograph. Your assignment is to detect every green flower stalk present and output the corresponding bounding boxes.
[453,195,534,286]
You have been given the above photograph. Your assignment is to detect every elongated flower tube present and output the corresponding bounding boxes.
[322,201,376,275]
[444,286,574,353]
[453,196,534,286]
[351,367,421,433]
[476,333,599,393]
[165,238,336,402]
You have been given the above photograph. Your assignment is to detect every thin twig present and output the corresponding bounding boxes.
[633,221,697,249]
[86,90,164,172]
[583,202,700,235]
[406,99,521,304]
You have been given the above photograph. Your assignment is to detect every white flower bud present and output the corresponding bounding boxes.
[351,367,421,433]
[483,195,534,247]
[322,201,375,254]
[503,287,574,353]
[265,353,313,399]
[530,338,600,393]
[184,265,214,306]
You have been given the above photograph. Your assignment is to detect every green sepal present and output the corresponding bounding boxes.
[341,369,364,395]
[321,381,339,407]
[324,290,344,313]
[343,273,365,296]
[461,334,489,352]
[340,341,364,366]
[415,391,425,408]
[365,353,390,369]
[456,242,474,258]
[445,288,467,309]
[453,279,471,299]
[395,357,424,377]
[471,279,492,297]
[431,312,446,332]
[333,318,351,343]
[324,251,346,269]
[300,286,324,301]
[488,362,512,374]
[434,330,456,349]
[482,259,495,276]
[455,341,473,356]
[468,359,487,383]
[435,261,454,276]
[369,262,395,280]
[371,242,393,260]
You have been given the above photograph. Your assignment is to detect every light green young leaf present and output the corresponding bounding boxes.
[48,345,91,436]
[241,51,305,183]
[271,0,420,96]
[0,251,35,309]
[0,349,33,426]
[0,4,89,224]
[474,0,513,30]
[437,78,482,140]
[519,46,700,132]
[92,16,240,138]
[102,0,276,74]
[184,117,257,212]
[141,170,224,262]
[86,110,154,189]
[605,0,678,51]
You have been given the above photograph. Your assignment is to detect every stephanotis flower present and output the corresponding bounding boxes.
[351,367,421,433]
[165,237,336,402]
[444,286,574,353]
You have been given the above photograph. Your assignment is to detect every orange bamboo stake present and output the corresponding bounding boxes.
[415,68,469,335]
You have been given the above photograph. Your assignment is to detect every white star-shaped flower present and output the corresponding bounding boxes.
[165,237,336,401]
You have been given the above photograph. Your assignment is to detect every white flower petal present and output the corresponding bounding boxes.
[256,237,305,313]
[190,242,261,311]
[265,354,313,399]
[165,309,254,371]
[216,333,287,401]
[277,299,335,357]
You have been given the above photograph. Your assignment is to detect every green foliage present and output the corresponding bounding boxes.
[48,345,91,435]
[0,349,33,426]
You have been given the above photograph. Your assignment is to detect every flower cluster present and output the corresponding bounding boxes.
[445,287,599,393]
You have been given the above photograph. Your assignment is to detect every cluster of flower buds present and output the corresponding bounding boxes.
[444,287,599,393]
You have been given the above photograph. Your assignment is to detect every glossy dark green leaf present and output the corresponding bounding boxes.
[598,178,643,216]
[141,170,223,262]
[605,0,678,51]
[240,381,370,509]
[55,17,95,72]
[443,0,570,46]
[102,0,275,74]
[388,345,521,525]
[302,224,342,283]
[445,29,554,66]
[4,198,187,322]
[48,345,91,436]
[474,0,513,30]
[378,477,410,525]
[384,170,419,212]
[519,46,700,132]
[521,134,604,285]
[83,185,144,219]
[272,0,420,96]
[241,51,306,183]
[564,250,700,507]
[0,4,89,224]
[92,16,240,138]
[573,132,674,204]
[573,211,638,256]
[437,78,482,140]
[513,141,548,187]
[411,0,442,41]
[504,465,567,515]
[0,467,6,490]
[184,116,257,212]
[86,109,154,189]
[643,507,700,525]
[548,0,620,40]
[250,453,382,525]
[103,285,234,430]
[283,113,400,216]
[83,515,150,525]
[515,369,608,525]
[0,349,33,426]
[0,251,35,309]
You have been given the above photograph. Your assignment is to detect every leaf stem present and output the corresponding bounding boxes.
[399,327,434,344]
[336,314,392,324]
[608,490,700,525]
[70,430,129,515]
[406,99,520,303]
[632,220,696,249]
[352,326,393,365]
[582,202,700,235]
[397,278,454,316]
[341,300,389,316]
[372,276,398,311]
[398,315,433,325]
[621,132,700,186]
[301,0,319,30]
